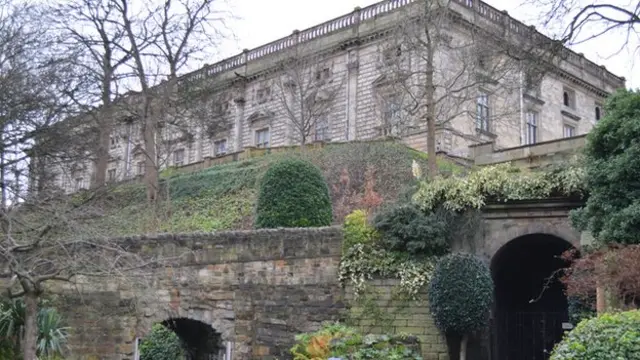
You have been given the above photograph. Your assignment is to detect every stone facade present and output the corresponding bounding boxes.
[37,0,623,194]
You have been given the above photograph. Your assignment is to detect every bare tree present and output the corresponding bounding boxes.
[532,0,639,52]
[271,40,345,147]
[111,0,231,202]
[46,0,133,189]
[382,0,556,178]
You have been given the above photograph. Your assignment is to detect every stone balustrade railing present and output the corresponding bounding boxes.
[177,0,623,88]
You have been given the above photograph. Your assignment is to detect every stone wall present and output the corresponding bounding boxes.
[55,227,345,360]
[345,280,449,360]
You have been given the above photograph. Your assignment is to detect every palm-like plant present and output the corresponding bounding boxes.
[0,298,69,359]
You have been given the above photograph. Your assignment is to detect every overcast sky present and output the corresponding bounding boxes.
[216,0,638,88]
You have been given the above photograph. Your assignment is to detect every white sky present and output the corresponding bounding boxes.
[216,0,639,88]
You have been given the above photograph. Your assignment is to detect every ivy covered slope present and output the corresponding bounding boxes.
[86,141,460,235]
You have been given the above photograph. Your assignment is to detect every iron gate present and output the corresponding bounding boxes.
[492,312,567,360]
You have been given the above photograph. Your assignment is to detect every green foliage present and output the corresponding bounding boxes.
[139,324,185,360]
[291,322,423,360]
[339,243,436,299]
[373,204,449,256]
[567,296,597,325]
[0,298,69,359]
[571,89,640,245]
[550,310,640,360]
[427,253,493,335]
[413,162,585,213]
[343,210,379,251]
[255,158,332,228]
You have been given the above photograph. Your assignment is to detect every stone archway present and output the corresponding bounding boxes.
[490,233,574,360]
[161,317,225,359]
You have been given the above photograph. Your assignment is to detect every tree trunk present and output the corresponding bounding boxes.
[143,108,159,202]
[459,333,469,360]
[22,292,38,360]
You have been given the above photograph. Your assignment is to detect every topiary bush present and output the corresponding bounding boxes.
[139,324,185,360]
[373,204,449,256]
[550,310,640,360]
[428,253,493,335]
[255,158,332,228]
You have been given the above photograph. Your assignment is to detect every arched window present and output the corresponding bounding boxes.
[595,106,601,121]
[563,91,570,107]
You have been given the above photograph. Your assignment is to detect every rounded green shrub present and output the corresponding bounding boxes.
[139,324,185,360]
[373,204,448,256]
[255,158,332,228]
[428,253,493,335]
[550,310,640,360]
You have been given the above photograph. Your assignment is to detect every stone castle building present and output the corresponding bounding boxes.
[40,0,624,193]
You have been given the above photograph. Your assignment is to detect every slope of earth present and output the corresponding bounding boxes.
[88,141,464,235]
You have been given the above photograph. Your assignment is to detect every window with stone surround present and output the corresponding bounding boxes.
[595,103,602,121]
[563,123,576,138]
[382,97,402,136]
[255,128,270,148]
[314,67,331,83]
[524,72,542,98]
[476,92,490,132]
[110,135,119,149]
[563,87,576,109]
[214,139,228,156]
[107,168,116,182]
[314,116,330,142]
[256,87,271,104]
[525,111,538,145]
[74,177,86,191]
[173,148,185,166]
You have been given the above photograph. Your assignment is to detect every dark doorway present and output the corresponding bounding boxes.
[161,318,224,360]
[491,234,573,360]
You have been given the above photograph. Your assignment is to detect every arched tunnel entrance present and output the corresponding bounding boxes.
[161,318,225,360]
[491,234,574,360]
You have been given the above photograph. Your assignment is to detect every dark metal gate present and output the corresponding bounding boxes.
[492,312,567,360]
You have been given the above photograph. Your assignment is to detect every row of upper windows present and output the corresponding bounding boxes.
[562,87,603,121]
[523,110,578,145]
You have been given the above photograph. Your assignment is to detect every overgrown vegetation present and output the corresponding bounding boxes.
[255,158,332,228]
[550,310,640,360]
[86,141,453,235]
[139,324,185,360]
[290,322,423,360]
[0,299,69,359]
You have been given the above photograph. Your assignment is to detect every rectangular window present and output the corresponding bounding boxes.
[476,93,490,132]
[137,161,145,176]
[256,87,271,104]
[110,135,119,149]
[595,103,603,121]
[563,124,576,138]
[214,139,227,156]
[173,149,185,166]
[107,169,116,182]
[255,128,270,148]
[525,111,538,145]
[563,87,576,109]
[315,68,331,83]
[315,117,330,142]
[74,177,85,191]
[383,101,402,136]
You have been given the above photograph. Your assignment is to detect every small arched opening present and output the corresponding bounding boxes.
[161,318,225,360]
[491,233,574,360]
